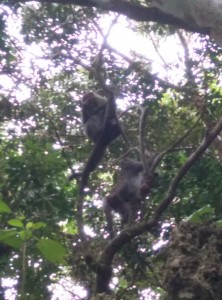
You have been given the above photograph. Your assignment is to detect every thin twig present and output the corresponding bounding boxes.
[148,32,170,70]
[151,113,202,172]
[139,106,150,167]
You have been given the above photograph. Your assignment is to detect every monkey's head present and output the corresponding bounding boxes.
[120,158,143,174]
[82,92,95,104]
[82,92,107,108]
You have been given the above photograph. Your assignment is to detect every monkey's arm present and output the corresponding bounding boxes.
[82,101,106,124]
[81,104,89,123]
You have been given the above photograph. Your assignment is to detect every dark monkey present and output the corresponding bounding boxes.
[77,91,127,191]
[69,92,122,184]
[103,158,145,238]
[82,92,121,146]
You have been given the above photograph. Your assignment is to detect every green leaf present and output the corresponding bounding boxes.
[8,219,24,227]
[0,229,17,241]
[32,222,46,230]
[26,222,33,229]
[3,235,23,249]
[19,229,32,241]
[37,238,67,264]
[0,200,11,213]
[215,220,222,228]
[0,229,23,249]
[184,205,214,223]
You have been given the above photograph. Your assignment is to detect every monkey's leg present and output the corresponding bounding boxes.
[103,200,115,239]
[117,201,130,224]
[127,198,141,224]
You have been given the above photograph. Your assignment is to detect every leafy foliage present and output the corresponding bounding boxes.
[0,1,222,300]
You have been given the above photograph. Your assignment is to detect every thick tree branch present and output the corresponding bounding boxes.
[13,0,210,35]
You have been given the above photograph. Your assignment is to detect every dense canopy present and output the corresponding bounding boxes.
[1,1,222,299]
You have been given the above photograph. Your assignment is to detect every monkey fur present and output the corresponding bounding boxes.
[82,92,121,146]
[103,158,149,238]
[76,91,126,193]
[69,91,123,186]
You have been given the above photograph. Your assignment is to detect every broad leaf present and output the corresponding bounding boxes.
[0,229,23,249]
[0,200,11,213]
[184,205,214,223]
[37,238,67,264]
[8,219,24,227]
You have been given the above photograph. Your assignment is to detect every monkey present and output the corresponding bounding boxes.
[82,91,121,146]
[69,91,123,184]
[103,158,146,238]
[70,91,129,192]
[103,158,157,238]
[69,91,131,198]
[82,92,106,142]
[69,92,120,181]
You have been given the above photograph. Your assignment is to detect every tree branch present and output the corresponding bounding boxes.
[13,0,210,35]
[139,106,149,166]
[151,113,202,172]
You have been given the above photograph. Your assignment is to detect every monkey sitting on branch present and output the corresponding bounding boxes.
[103,158,154,239]
[82,91,121,145]
[69,91,128,193]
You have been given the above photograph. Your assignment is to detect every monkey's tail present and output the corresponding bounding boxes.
[79,141,106,193]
